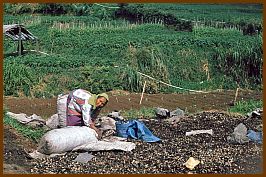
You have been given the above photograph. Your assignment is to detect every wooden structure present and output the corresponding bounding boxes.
[3,24,38,55]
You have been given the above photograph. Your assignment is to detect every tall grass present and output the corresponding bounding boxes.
[211,36,262,88]
[122,46,170,93]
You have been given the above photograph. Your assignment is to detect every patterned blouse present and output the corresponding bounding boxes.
[67,89,99,126]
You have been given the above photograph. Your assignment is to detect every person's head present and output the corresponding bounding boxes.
[96,93,109,108]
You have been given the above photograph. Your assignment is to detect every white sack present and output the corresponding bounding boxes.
[29,150,66,159]
[99,116,116,130]
[30,135,135,159]
[57,94,68,128]
[37,126,98,155]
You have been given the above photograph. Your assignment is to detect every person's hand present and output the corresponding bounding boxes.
[96,129,102,140]
[89,124,102,139]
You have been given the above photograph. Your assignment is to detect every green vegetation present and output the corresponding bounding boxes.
[3,3,263,98]
[3,110,47,142]
[229,100,263,115]
[144,3,262,25]
[121,107,155,119]
[4,61,38,96]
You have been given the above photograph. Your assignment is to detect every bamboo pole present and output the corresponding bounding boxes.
[233,87,240,104]
[139,81,147,105]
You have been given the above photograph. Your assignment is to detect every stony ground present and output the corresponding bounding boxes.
[29,112,263,174]
[3,90,263,174]
[3,125,37,174]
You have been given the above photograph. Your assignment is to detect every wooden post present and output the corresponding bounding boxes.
[18,25,22,55]
[233,88,240,104]
[36,39,40,51]
[139,81,147,105]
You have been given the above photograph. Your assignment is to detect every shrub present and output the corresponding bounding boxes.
[80,65,123,93]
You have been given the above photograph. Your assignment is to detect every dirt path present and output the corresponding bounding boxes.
[3,89,262,118]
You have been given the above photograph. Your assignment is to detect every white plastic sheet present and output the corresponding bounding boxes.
[6,112,46,127]
[185,129,213,136]
[73,139,136,152]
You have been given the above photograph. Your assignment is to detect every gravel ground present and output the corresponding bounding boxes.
[30,112,263,174]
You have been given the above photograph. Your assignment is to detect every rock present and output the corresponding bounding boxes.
[170,108,185,118]
[184,157,200,170]
[155,107,170,119]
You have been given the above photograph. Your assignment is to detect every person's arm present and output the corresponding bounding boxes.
[82,104,102,138]
[89,119,102,139]
[81,104,93,126]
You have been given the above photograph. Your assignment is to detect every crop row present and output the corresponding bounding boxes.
[3,13,263,97]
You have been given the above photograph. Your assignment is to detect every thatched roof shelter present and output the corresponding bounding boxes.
[3,24,38,55]
[3,24,37,41]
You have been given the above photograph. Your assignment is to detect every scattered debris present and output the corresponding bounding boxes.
[185,129,213,136]
[28,150,66,159]
[227,123,249,144]
[107,110,124,121]
[73,152,94,163]
[247,108,263,118]
[164,116,181,124]
[156,107,185,124]
[155,107,170,119]
[247,130,263,144]
[184,157,200,170]
[170,108,185,117]
[6,111,263,174]
[6,112,46,128]
[98,116,116,130]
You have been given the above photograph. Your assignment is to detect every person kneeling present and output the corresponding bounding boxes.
[66,89,109,139]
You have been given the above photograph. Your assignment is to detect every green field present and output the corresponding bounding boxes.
[3,3,263,98]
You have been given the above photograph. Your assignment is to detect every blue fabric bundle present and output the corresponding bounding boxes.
[116,120,161,142]
[247,130,263,144]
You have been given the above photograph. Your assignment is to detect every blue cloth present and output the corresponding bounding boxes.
[247,130,263,144]
[116,120,161,142]
[116,121,132,138]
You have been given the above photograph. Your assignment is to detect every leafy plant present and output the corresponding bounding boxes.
[121,107,155,119]
[80,65,123,93]
[4,61,38,97]
[229,99,262,115]
[3,109,47,142]
[3,6,263,97]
